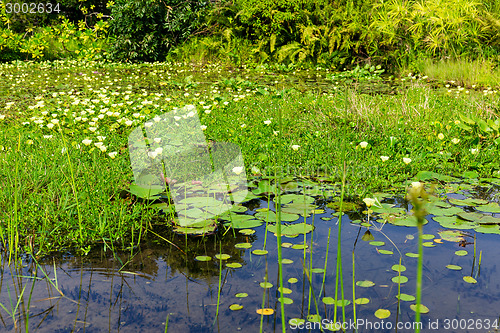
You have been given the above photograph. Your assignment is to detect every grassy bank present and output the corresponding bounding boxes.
[0,60,499,255]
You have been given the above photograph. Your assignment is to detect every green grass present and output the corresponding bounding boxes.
[415,58,500,88]
[0,60,499,255]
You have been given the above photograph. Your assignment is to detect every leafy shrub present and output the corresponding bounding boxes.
[108,0,210,62]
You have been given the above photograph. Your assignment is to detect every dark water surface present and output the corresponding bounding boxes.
[2,193,500,333]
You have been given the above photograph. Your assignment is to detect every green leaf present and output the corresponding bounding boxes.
[410,304,430,313]
[446,264,462,270]
[369,241,385,246]
[396,294,415,301]
[226,263,242,268]
[229,304,243,311]
[215,254,230,260]
[235,243,252,249]
[463,276,477,284]
[354,298,370,305]
[260,282,273,288]
[235,293,248,298]
[378,249,393,255]
[455,250,468,256]
[129,183,164,199]
[392,276,408,284]
[356,280,375,287]
[391,264,406,272]
[195,255,211,261]
[374,309,390,319]
[268,223,314,236]
[252,249,268,255]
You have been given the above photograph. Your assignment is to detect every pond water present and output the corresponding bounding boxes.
[2,177,500,332]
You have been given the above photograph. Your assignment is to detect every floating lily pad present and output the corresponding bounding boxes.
[256,308,274,315]
[378,249,393,255]
[278,297,293,304]
[322,297,335,305]
[252,249,268,255]
[222,214,263,228]
[282,259,294,264]
[356,280,375,287]
[280,194,315,204]
[239,229,255,235]
[369,241,385,246]
[282,243,293,248]
[288,278,298,284]
[260,282,273,289]
[355,298,370,305]
[195,255,211,262]
[215,254,231,260]
[396,294,415,301]
[268,223,314,236]
[311,268,325,274]
[229,304,243,311]
[306,314,322,322]
[438,230,465,242]
[463,276,477,284]
[406,252,419,258]
[371,203,404,215]
[391,264,406,272]
[255,211,300,222]
[455,250,468,256]
[292,244,308,250]
[235,243,252,249]
[389,215,427,227]
[226,263,242,268]
[448,197,488,206]
[422,234,435,240]
[410,304,429,313]
[392,276,408,284]
[278,287,293,294]
[423,242,436,247]
[235,293,248,298]
[374,309,391,319]
[433,216,477,230]
[446,264,462,270]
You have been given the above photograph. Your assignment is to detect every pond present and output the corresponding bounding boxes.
[2,176,500,332]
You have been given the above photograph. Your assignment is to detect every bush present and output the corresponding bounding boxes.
[108,0,210,62]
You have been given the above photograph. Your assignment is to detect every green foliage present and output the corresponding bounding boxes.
[108,0,210,62]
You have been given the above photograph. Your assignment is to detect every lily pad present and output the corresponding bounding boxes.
[463,276,477,284]
[235,243,252,249]
[229,304,243,311]
[410,304,430,313]
[322,297,336,305]
[396,294,415,301]
[222,213,262,229]
[392,276,408,284]
[455,250,468,256]
[374,309,391,319]
[129,183,164,199]
[406,252,419,258]
[378,249,393,255]
[252,249,268,255]
[226,263,242,268]
[268,223,314,237]
[260,282,273,289]
[356,280,375,287]
[446,264,462,270]
[256,308,274,315]
[391,264,406,272]
[282,259,294,264]
[438,230,465,242]
[195,255,212,262]
[215,254,231,260]
[354,298,370,305]
[278,287,293,294]
[278,297,293,304]
[235,293,248,298]
[254,211,300,222]
[369,241,385,246]
[280,194,315,204]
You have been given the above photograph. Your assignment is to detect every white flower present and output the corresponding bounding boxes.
[223,101,229,106]
[155,147,163,155]
[411,182,422,191]
[200,125,207,130]
[241,124,246,128]
[133,113,141,118]
[451,138,460,144]
[232,166,244,175]
[154,138,161,143]
[94,142,104,148]
[264,120,272,125]
[380,156,389,162]
[47,123,54,129]
[273,131,279,136]
[145,122,153,128]
[470,148,478,154]
[359,141,368,148]
[437,133,444,140]
[108,152,118,159]
[187,111,196,118]
[0,115,5,120]
[148,151,158,159]
[204,110,211,114]
[98,145,107,152]
[403,157,412,165]
[291,145,301,151]
[153,116,161,122]
[363,198,376,207]
[88,127,97,132]
[43,135,53,139]
[82,139,92,146]
[174,116,181,121]
[125,120,133,126]
[97,136,106,141]
[185,104,195,110]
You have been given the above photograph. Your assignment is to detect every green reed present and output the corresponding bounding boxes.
[408,182,427,333]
